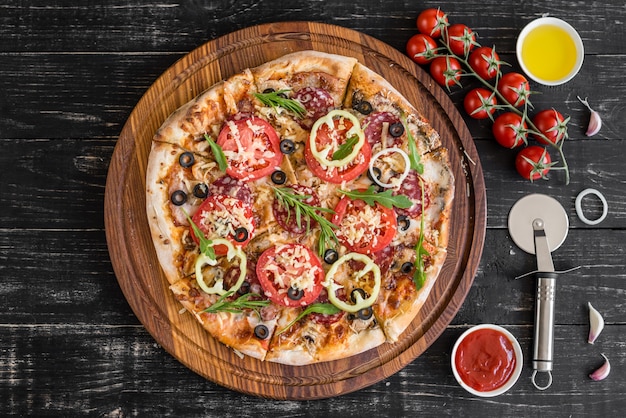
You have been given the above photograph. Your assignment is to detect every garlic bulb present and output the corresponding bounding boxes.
[588,302,605,344]
[589,354,611,381]
[577,96,602,137]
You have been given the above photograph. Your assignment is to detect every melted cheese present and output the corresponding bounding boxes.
[199,197,253,239]
[269,245,320,295]
[337,204,384,249]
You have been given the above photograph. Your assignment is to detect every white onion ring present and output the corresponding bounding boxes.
[575,188,608,225]
[368,147,410,189]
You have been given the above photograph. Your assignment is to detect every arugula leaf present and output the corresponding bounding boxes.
[339,186,412,209]
[204,133,228,172]
[277,303,341,335]
[183,209,216,260]
[401,115,424,174]
[253,89,306,117]
[332,134,359,160]
[272,187,338,257]
[203,291,270,315]
[413,177,429,289]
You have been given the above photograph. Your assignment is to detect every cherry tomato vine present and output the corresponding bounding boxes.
[407,8,571,184]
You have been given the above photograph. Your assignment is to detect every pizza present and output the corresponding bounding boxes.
[145,50,454,365]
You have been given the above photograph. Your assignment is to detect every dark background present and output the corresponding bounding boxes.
[1,1,624,416]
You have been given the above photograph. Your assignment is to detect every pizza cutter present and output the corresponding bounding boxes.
[508,194,569,390]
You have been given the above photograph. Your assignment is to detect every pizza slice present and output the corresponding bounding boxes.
[343,62,441,156]
[372,148,454,342]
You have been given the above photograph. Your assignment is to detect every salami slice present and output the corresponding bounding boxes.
[362,111,403,148]
[394,170,430,217]
[272,184,320,234]
[209,175,253,207]
[310,288,346,325]
[294,87,335,129]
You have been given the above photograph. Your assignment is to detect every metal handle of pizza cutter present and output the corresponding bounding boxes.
[531,218,556,390]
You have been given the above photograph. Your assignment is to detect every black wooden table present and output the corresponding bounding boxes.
[1,1,624,416]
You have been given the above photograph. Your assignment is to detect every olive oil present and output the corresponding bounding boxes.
[521,24,577,82]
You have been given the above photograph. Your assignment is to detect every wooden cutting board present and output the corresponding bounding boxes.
[104,21,486,400]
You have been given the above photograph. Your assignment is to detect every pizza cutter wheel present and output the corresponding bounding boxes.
[508,194,569,390]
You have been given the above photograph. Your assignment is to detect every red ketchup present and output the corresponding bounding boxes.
[454,328,517,392]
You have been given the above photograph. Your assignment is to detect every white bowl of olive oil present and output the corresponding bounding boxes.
[516,17,584,86]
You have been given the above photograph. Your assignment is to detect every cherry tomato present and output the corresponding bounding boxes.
[532,108,569,145]
[217,117,283,181]
[445,24,476,56]
[331,195,397,254]
[256,244,324,307]
[515,146,552,181]
[416,8,448,39]
[492,112,527,149]
[463,87,497,119]
[190,194,255,255]
[468,46,501,80]
[406,33,438,65]
[429,56,462,87]
[304,115,371,184]
[497,72,530,107]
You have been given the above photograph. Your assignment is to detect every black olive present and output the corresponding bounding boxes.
[367,166,382,183]
[287,286,304,301]
[178,152,194,168]
[350,288,368,303]
[233,227,249,243]
[237,281,251,295]
[271,170,287,185]
[263,88,275,94]
[170,190,187,206]
[357,306,373,320]
[193,183,209,199]
[254,324,270,340]
[353,100,373,115]
[279,139,296,154]
[389,122,405,137]
[323,249,339,264]
[401,261,413,274]
[397,215,411,232]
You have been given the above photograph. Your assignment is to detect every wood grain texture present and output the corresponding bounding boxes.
[2,0,625,415]
[104,21,486,399]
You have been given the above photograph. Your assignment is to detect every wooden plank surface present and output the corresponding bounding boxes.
[1,0,625,414]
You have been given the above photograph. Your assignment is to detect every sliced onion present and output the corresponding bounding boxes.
[368,147,411,189]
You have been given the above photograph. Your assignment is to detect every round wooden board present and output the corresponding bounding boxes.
[104,22,486,400]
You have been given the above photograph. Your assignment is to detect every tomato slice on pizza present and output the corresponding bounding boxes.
[331,195,397,254]
[256,244,324,307]
[216,117,283,181]
[304,110,371,184]
[190,194,255,255]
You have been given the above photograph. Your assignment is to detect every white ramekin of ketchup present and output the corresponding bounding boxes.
[451,324,523,397]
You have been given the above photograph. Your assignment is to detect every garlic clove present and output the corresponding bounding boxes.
[589,354,611,381]
[577,96,602,137]
[588,302,605,344]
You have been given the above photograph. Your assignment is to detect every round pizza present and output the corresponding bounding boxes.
[145,51,454,365]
